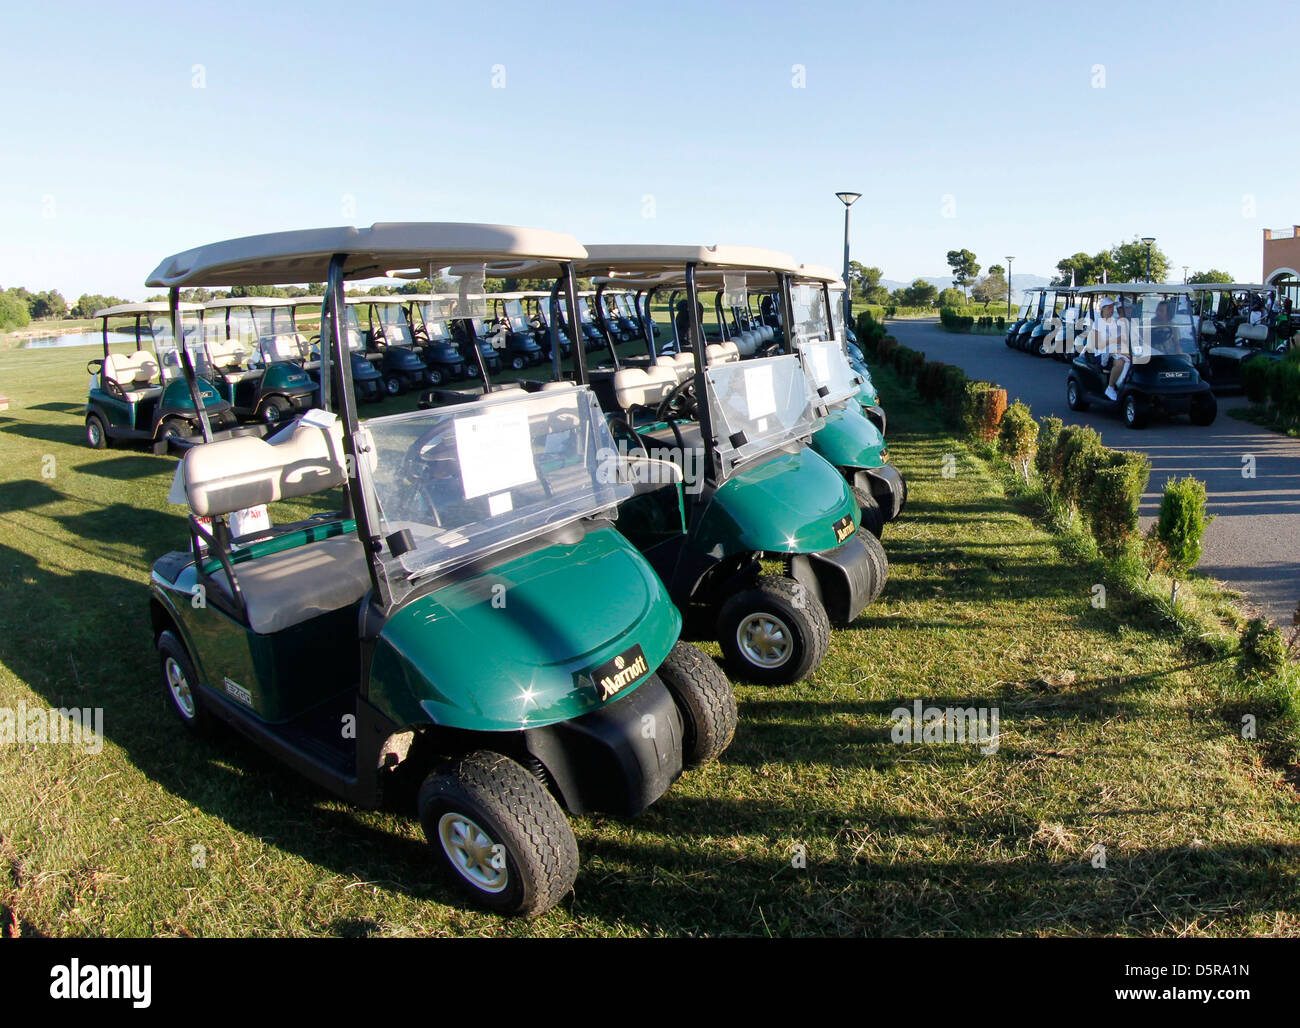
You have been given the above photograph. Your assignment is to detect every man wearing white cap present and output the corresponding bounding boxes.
[1093,295,1130,401]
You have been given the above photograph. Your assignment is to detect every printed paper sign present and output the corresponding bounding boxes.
[806,344,830,385]
[744,365,777,419]
[488,492,514,517]
[454,408,537,499]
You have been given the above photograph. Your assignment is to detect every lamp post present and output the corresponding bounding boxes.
[836,191,861,329]
[1141,236,1156,282]
[1005,256,1014,316]
[1182,265,1189,284]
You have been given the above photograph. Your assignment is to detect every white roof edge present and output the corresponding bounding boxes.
[1075,283,1193,294]
[1184,282,1265,291]
[94,301,201,318]
[145,223,587,289]
[580,243,801,275]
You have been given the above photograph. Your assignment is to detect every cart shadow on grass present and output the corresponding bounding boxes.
[0,415,85,448]
[565,819,1300,935]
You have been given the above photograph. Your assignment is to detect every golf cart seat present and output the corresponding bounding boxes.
[613,366,678,413]
[1200,320,1218,338]
[183,416,371,635]
[706,342,740,365]
[653,355,692,382]
[103,350,162,402]
[207,337,250,370]
[1236,323,1268,342]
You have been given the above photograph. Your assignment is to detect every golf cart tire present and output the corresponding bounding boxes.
[258,395,291,426]
[1122,393,1149,430]
[427,367,444,387]
[717,575,830,686]
[512,356,526,370]
[418,750,578,918]
[852,486,886,538]
[1066,378,1089,412]
[858,529,889,605]
[157,630,206,734]
[384,375,403,397]
[1190,393,1217,426]
[654,641,737,767]
[85,413,110,450]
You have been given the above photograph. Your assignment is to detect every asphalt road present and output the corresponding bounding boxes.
[885,317,1299,626]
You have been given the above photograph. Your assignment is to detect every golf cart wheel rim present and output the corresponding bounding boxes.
[165,656,196,719]
[1125,396,1137,422]
[87,419,102,445]
[437,812,508,893]
[261,403,282,424]
[1068,383,1078,404]
[736,612,793,668]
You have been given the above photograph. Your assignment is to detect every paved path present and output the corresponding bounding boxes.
[885,317,1299,626]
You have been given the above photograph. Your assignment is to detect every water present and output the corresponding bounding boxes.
[21,331,137,349]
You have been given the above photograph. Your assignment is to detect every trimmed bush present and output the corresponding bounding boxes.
[938,308,975,332]
[1085,450,1151,558]
[917,360,949,402]
[892,345,926,386]
[1241,358,1271,407]
[1036,416,1063,485]
[998,401,1038,480]
[962,381,1008,442]
[1057,425,1106,509]
[1238,617,1289,677]
[1155,475,1210,604]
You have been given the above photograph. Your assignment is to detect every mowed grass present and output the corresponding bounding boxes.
[2,346,1300,937]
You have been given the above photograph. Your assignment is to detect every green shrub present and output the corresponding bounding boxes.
[1238,617,1289,677]
[962,381,1008,442]
[998,401,1038,480]
[1036,416,1063,484]
[893,346,926,385]
[1269,358,1300,427]
[917,360,949,402]
[1085,450,1151,559]
[1241,358,1271,406]
[1155,476,1210,604]
[1058,425,1106,509]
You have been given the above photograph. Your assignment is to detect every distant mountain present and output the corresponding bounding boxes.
[876,273,1052,298]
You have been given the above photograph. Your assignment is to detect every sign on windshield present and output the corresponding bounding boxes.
[363,387,632,580]
[705,354,815,476]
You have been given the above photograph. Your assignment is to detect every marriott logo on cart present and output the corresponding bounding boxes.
[589,645,649,701]
[49,960,151,1008]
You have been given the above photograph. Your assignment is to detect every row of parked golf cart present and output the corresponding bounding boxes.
[110,223,908,917]
[997,282,1294,429]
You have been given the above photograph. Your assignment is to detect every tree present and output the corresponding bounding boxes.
[1110,237,1171,283]
[971,266,1009,309]
[0,290,30,331]
[946,249,980,300]
[936,287,966,309]
[893,279,938,308]
[1188,269,1234,285]
[1053,251,1115,287]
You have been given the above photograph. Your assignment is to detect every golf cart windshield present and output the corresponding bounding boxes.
[148,313,204,382]
[502,299,530,331]
[363,386,631,581]
[251,306,306,362]
[790,284,831,345]
[344,306,369,351]
[705,354,814,475]
[799,340,860,407]
[1126,293,1196,359]
[375,304,416,346]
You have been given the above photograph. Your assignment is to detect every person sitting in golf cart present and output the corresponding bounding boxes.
[1092,296,1131,402]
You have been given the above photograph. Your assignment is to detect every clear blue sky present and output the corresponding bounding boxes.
[2,0,1296,299]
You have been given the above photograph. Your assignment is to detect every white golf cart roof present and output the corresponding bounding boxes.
[1184,282,1265,292]
[1076,283,1192,295]
[795,263,843,288]
[145,223,588,289]
[94,301,201,318]
[344,294,407,306]
[202,296,305,310]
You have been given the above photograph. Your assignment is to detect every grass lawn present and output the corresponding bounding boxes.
[2,345,1299,937]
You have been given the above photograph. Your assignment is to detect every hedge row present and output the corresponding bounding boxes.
[1241,350,1300,430]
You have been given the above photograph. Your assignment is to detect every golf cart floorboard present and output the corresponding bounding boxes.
[207,683,360,783]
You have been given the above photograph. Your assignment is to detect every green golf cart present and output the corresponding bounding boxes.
[145,223,736,917]
[198,297,319,425]
[84,302,240,452]
[491,245,883,685]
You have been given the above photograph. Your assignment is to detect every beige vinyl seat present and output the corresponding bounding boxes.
[613,366,678,415]
[102,350,163,402]
[705,341,740,365]
[184,417,371,635]
[1236,323,1268,343]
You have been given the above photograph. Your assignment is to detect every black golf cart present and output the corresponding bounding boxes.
[1066,285,1217,428]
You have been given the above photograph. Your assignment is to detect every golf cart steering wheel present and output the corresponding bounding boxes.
[655,376,699,423]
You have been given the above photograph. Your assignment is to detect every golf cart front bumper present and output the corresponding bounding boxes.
[862,404,887,436]
[522,675,684,818]
[789,532,874,625]
[854,463,906,521]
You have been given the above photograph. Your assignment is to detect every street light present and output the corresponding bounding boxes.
[836,191,861,329]
[1182,265,1189,284]
[1141,236,1156,282]
[1005,256,1014,316]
